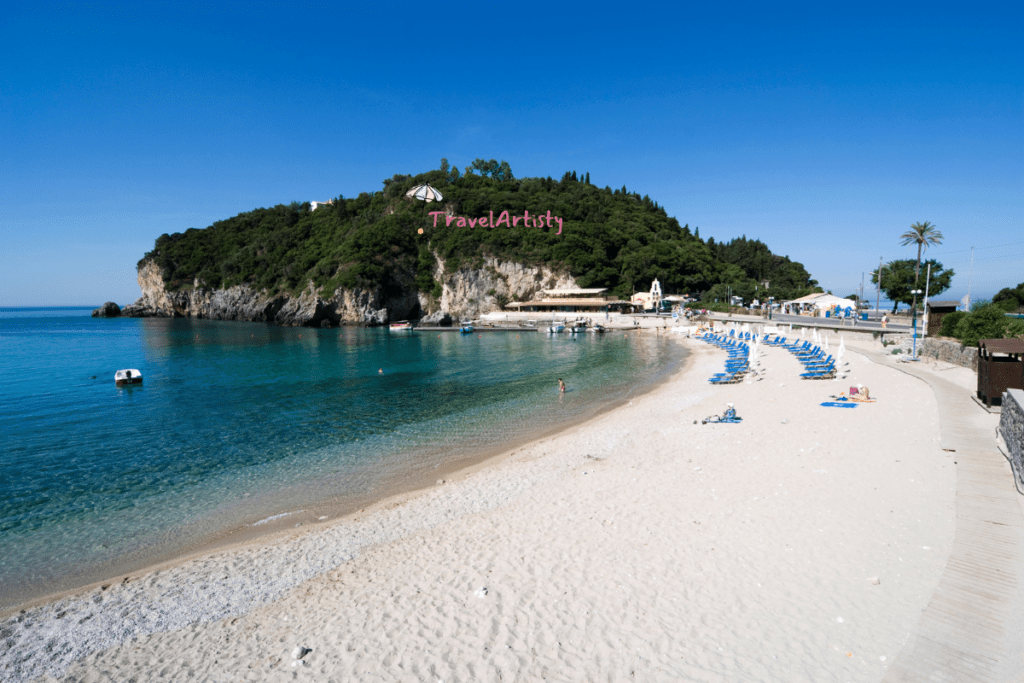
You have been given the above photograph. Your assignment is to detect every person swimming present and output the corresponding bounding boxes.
[558,378,565,393]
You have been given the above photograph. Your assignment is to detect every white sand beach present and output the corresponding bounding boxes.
[6,332,967,682]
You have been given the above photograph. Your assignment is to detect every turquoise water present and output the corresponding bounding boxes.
[0,309,682,608]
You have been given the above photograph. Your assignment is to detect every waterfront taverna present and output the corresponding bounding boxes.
[505,288,630,314]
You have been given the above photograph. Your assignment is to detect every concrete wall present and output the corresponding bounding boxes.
[920,337,979,371]
[1000,389,1024,491]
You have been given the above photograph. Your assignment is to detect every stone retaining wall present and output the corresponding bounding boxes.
[920,337,979,371]
[1000,389,1024,491]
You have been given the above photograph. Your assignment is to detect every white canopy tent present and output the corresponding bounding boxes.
[783,293,858,317]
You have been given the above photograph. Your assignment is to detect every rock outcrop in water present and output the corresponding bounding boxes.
[91,302,121,317]
[122,257,576,327]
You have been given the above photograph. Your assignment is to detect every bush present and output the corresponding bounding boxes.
[953,304,1016,347]
[939,311,966,337]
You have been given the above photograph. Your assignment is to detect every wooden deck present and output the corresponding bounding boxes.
[861,352,1024,682]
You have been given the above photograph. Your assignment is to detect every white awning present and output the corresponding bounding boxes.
[541,288,607,296]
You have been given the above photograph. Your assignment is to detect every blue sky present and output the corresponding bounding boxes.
[2,1,1021,306]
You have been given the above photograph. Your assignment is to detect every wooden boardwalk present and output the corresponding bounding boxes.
[862,352,1024,682]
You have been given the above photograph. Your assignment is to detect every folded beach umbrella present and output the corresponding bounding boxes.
[824,336,830,351]
[405,183,444,203]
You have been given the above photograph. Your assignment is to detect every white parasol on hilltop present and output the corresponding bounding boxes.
[406,184,444,203]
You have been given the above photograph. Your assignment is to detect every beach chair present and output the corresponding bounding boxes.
[800,362,835,379]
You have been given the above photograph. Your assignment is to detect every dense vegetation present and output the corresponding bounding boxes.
[939,304,1024,347]
[993,282,1024,313]
[141,159,817,303]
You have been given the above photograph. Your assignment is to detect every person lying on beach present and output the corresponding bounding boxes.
[850,386,874,402]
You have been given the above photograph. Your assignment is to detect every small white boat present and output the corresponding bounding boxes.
[548,323,565,333]
[389,321,413,332]
[115,369,143,386]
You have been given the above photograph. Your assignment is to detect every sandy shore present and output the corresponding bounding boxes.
[4,332,958,682]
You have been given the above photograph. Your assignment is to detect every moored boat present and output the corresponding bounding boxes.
[460,324,475,333]
[389,321,413,332]
[114,369,143,386]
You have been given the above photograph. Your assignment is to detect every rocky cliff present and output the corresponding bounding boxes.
[122,257,575,327]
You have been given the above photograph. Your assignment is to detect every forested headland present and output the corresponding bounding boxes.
[141,159,818,305]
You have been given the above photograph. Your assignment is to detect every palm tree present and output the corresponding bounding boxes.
[899,221,943,331]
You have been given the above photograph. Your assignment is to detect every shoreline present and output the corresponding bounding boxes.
[0,327,684,615]
[0,331,687,620]
[3,334,959,682]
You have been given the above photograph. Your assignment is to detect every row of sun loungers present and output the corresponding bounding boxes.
[698,333,752,384]
[772,338,836,379]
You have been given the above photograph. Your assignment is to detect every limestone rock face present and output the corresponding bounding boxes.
[420,254,576,321]
[91,302,121,317]
[121,256,573,326]
[122,260,421,326]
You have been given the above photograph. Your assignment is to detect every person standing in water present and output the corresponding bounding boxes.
[558,378,566,393]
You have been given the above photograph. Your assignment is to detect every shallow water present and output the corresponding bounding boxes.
[0,309,683,608]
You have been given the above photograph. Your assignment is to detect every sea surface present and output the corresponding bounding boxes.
[0,308,683,609]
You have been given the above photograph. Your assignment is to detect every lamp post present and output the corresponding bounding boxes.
[910,289,923,358]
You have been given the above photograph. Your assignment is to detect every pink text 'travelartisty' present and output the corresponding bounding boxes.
[428,210,563,235]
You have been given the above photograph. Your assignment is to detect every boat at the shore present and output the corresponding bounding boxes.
[570,322,588,334]
[548,323,565,333]
[389,321,413,332]
[460,324,475,334]
[589,324,606,333]
[114,369,143,386]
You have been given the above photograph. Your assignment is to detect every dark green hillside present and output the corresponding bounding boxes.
[141,159,816,302]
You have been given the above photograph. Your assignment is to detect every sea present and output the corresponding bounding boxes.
[0,307,684,610]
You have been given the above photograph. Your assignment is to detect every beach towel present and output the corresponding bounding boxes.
[703,415,743,423]
[820,402,857,408]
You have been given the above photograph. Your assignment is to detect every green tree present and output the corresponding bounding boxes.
[870,259,954,313]
[993,282,1024,312]
[899,221,943,320]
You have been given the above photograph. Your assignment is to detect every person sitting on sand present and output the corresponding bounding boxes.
[558,378,565,393]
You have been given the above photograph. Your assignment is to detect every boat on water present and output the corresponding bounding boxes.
[114,369,143,386]
[460,324,475,333]
[548,323,565,333]
[589,324,606,333]
[389,321,414,332]
[570,322,588,334]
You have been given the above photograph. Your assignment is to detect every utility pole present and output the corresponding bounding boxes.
[966,246,975,312]
[920,263,932,350]
[875,257,883,320]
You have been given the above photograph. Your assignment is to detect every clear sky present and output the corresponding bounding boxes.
[2,1,1021,306]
